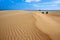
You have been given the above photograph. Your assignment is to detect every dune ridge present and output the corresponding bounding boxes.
[0,10,60,40]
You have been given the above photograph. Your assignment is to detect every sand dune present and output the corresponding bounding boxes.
[33,12,60,40]
[47,11,60,24]
[0,11,60,40]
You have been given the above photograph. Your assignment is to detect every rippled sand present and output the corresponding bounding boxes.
[0,10,60,40]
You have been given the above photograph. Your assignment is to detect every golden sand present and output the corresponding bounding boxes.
[0,11,60,40]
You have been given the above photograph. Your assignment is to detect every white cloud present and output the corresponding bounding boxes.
[37,0,60,5]
[46,4,58,7]
[25,0,41,2]
[33,4,40,7]
[50,4,57,6]
[54,0,60,4]
[28,0,60,9]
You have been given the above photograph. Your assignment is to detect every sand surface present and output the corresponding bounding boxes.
[0,11,60,40]
[33,11,60,40]
[0,11,51,40]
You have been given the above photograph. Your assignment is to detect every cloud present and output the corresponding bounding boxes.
[25,0,60,10]
[46,4,58,7]
[53,0,60,4]
[33,0,59,6]
[43,0,60,4]
[50,4,57,6]
[25,0,41,2]
[33,4,40,7]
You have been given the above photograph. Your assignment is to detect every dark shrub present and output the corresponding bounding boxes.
[42,12,44,14]
[46,11,48,14]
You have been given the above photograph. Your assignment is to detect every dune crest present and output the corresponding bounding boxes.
[0,11,60,40]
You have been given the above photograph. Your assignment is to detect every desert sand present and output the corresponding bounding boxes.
[0,10,60,40]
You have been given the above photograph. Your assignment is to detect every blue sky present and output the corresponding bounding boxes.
[0,0,60,10]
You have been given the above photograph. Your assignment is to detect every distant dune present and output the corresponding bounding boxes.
[48,11,60,16]
[0,10,60,40]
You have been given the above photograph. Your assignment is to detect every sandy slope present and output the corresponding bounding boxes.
[0,11,60,40]
[33,11,60,40]
[0,11,51,40]
[48,11,60,24]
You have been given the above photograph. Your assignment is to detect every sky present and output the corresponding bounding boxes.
[0,0,60,10]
